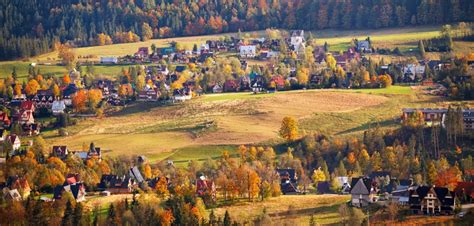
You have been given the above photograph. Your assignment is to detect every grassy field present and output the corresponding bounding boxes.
[42,86,463,163]
[212,194,350,225]
[0,62,131,81]
[312,26,442,52]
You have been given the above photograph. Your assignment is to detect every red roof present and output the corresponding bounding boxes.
[0,112,10,124]
[20,101,34,111]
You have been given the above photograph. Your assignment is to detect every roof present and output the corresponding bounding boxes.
[277,169,297,180]
[52,146,68,156]
[370,171,391,179]
[98,175,133,189]
[20,101,34,111]
[129,166,144,183]
[317,181,331,194]
[350,177,371,195]
[409,186,455,206]
[291,30,304,37]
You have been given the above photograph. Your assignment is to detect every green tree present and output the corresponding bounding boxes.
[61,200,74,226]
[223,210,231,226]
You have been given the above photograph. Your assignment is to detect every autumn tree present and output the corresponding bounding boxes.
[141,23,153,41]
[156,176,169,197]
[25,79,40,96]
[57,44,77,70]
[14,83,22,96]
[87,89,103,113]
[279,116,299,142]
[312,168,326,189]
[63,74,71,84]
[296,67,309,86]
[72,90,87,113]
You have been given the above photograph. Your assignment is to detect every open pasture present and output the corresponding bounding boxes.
[45,87,435,162]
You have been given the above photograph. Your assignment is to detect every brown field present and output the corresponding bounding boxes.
[46,91,387,156]
[212,194,350,225]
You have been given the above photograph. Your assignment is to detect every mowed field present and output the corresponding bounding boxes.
[42,86,464,164]
[212,194,350,225]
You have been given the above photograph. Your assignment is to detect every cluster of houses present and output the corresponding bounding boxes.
[402,108,474,130]
[93,29,472,98]
[346,172,473,215]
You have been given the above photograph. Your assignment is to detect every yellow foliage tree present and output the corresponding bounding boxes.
[14,83,22,96]
[312,168,326,188]
[296,67,309,86]
[156,176,169,197]
[25,79,40,96]
[279,116,299,142]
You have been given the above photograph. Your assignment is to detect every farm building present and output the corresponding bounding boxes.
[239,45,257,58]
[100,57,118,64]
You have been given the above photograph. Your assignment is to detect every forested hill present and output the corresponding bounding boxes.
[1,0,473,60]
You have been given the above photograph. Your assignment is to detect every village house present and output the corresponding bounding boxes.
[196,175,217,201]
[212,84,223,93]
[62,83,78,106]
[74,142,102,161]
[276,169,299,195]
[12,109,34,125]
[135,47,149,59]
[32,90,54,110]
[22,123,40,136]
[356,40,371,52]
[403,64,426,82]
[129,166,144,184]
[53,174,86,202]
[52,146,69,159]
[98,175,135,194]
[290,30,305,54]
[52,99,66,115]
[5,176,31,200]
[239,45,257,58]
[0,111,11,128]
[138,88,159,102]
[4,135,21,150]
[2,188,22,201]
[409,186,455,215]
[223,80,239,92]
[402,108,474,130]
[100,56,118,64]
[350,177,375,207]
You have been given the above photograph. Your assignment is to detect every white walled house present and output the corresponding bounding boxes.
[240,45,257,58]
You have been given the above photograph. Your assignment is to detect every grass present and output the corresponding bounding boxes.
[0,61,134,80]
[45,86,457,162]
[211,194,350,225]
[198,92,276,102]
[343,85,414,95]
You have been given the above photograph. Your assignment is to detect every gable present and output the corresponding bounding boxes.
[351,178,369,195]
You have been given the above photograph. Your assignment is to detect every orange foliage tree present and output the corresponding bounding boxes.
[25,79,40,96]
[72,90,87,113]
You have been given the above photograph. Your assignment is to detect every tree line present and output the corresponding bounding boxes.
[1,0,473,60]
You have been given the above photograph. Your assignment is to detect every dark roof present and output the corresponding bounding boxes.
[317,181,331,194]
[175,66,186,73]
[98,175,133,189]
[350,177,372,193]
[277,169,297,180]
[281,182,298,194]
[370,171,391,179]
[409,186,455,206]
